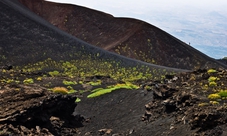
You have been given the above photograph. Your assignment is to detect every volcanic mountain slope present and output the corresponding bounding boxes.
[218,58,227,66]
[1,1,227,136]
[18,0,227,70]
[0,0,189,81]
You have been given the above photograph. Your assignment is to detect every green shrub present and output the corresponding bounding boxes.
[218,90,227,97]
[208,93,221,100]
[52,87,68,94]
[87,80,102,86]
[209,81,217,86]
[198,103,209,107]
[75,98,81,102]
[210,101,219,105]
[63,80,77,85]
[49,70,60,77]
[87,83,139,98]
[207,69,217,74]
[208,76,217,82]
[23,78,34,84]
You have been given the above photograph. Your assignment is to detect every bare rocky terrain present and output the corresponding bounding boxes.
[0,0,227,136]
[1,68,227,136]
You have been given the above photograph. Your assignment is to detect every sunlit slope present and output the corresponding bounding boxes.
[18,0,227,70]
[0,0,190,81]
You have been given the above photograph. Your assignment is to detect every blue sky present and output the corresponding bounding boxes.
[47,0,227,59]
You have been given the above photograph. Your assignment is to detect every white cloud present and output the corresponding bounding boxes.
[46,0,227,20]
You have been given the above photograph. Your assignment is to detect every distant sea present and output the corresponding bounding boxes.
[192,45,227,59]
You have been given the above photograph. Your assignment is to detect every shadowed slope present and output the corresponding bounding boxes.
[18,0,227,70]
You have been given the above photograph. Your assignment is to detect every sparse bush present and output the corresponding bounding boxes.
[49,70,60,77]
[218,90,227,97]
[209,81,217,86]
[87,80,102,86]
[23,78,34,84]
[36,77,42,81]
[198,103,209,107]
[63,80,77,85]
[207,69,217,74]
[208,76,218,82]
[209,101,219,105]
[208,93,221,100]
[52,87,68,94]
[75,98,81,102]
[87,83,139,98]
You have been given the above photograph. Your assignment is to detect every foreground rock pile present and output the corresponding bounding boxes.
[0,68,226,135]
[0,85,84,136]
[142,69,227,135]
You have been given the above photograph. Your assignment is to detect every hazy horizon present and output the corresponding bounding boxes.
[46,0,227,59]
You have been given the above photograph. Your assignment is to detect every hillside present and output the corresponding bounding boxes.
[0,0,192,83]
[18,0,227,70]
[0,0,227,136]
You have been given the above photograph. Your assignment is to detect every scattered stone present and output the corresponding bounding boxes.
[98,128,113,135]
[142,69,227,135]
[129,129,134,134]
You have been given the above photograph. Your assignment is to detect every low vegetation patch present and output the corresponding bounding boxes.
[17,58,173,82]
[52,87,69,94]
[207,69,217,74]
[87,83,139,98]
[23,78,34,84]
